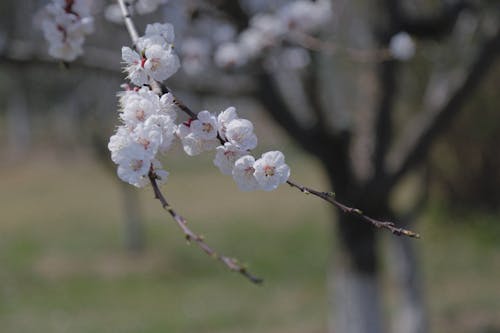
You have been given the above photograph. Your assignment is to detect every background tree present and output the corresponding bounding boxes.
[168,1,499,332]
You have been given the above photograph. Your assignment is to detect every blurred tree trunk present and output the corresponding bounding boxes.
[120,181,145,253]
[330,212,383,333]
[389,236,427,333]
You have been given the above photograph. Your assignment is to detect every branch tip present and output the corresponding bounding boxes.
[286,179,419,239]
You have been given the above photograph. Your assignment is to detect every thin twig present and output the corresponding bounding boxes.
[117,0,140,44]
[148,170,263,284]
[286,179,420,238]
[159,84,199,119]
[288,31,393,63]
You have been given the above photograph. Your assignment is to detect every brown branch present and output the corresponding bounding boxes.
[158,84,198,119]
[286,179,420,239]
[148,170,263,284]
[288,31,393,63]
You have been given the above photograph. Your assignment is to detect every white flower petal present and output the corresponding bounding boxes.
[232,155,260,191]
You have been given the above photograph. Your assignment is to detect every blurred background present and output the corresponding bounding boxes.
[0,0,499,332]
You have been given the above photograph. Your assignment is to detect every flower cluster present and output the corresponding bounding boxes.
[110,22,290,191]
[178,107,290,191]
[122,23,180,86]
[108,86,176,187]
[214,0,331,68]
[39,0,94,62]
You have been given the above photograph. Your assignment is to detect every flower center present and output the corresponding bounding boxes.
[202,123,213,133]
[149,58,160,71]
[245,166,255,176]
[130,159,143,171]
[264,165,275,177]
[137,138,150,149]
[136,109,145,121]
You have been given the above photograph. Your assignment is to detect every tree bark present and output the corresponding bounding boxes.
[389,231,427,333]
[329,211,383,333]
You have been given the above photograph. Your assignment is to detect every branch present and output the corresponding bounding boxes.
[288,31,392,62]
[388,27,500,187]
[117,0,140,44]
[148,170,263,284]
[286,180,420,238]
[115,0,262,284]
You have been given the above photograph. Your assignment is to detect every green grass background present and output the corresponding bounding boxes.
[0,150,499,333]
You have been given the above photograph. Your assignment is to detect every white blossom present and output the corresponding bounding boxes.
[214,0,331,66]
[232,155,260,191]
[144,114,177,154]
[109,126,133,164]
[176,122,218,156]
[225,118,258,151]
[251,14,286,38]
[389,32,416,61]
[213,143,247,175]
[238,28,267,58]
[122,46,148,86]
[120,90,158,126]
[114,139,154,188]
[39,0,94,61]
[214,42,248,68]
[131,122,162,156]
[253,151,290,191]
[159,92,177,119]
[144,44,180,82]
[176,123,202,156]
[217,106,239,140]
[122,23,180,86]
[190,111,218,140]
